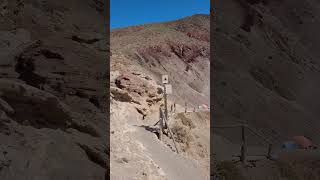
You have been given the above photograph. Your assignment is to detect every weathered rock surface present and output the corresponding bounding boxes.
[213,0,320,179]
[213,0,320,145]
[0,0,107,179]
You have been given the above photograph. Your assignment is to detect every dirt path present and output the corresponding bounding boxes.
[126,107,208,180]
[111,101,209,179]
[132,124,207,180]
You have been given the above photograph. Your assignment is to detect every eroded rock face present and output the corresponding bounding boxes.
[0,0,107,179]
[115,73,162,100]
[111,71,164,120]
[212,3,320,177]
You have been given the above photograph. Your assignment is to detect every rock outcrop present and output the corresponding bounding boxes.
[0,0,107,179]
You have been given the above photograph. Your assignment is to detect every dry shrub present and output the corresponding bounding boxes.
[176,113,195,129]
[171,124,193,151]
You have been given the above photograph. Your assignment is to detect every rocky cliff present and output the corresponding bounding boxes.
[0,0,108,179]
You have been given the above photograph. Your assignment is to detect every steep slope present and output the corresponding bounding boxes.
[213,0,320,145]
[0,0,107,179]
[111,14,210,106]
[213,0,320,179]
[110,15,210,179]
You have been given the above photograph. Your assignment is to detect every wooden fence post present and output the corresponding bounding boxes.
[159,107,163,141]
[162,111,179,154]
[240,125,247,162]
[185,102,187,113]
[163,85,168,122]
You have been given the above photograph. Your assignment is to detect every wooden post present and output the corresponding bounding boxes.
[185,102,187,113]
[267,144,272,159]
[163,85,169,123]
[162,111,179,154]
[240,125,247,162]
[159,107,163,141]
[174,103,176,112]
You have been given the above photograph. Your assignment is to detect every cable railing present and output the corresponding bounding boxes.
[212,124,277,162]
[168,102,210,115]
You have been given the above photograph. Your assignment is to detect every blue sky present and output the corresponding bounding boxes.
[111,0,210,30]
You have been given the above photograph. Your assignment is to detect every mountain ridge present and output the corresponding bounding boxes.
[110,14,210,179]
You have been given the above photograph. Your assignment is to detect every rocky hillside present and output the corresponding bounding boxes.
[213,0,320,145]
[110,15,210,179]
[213,0,320,179]
[0,0,108,179]
[111,14,210,107]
